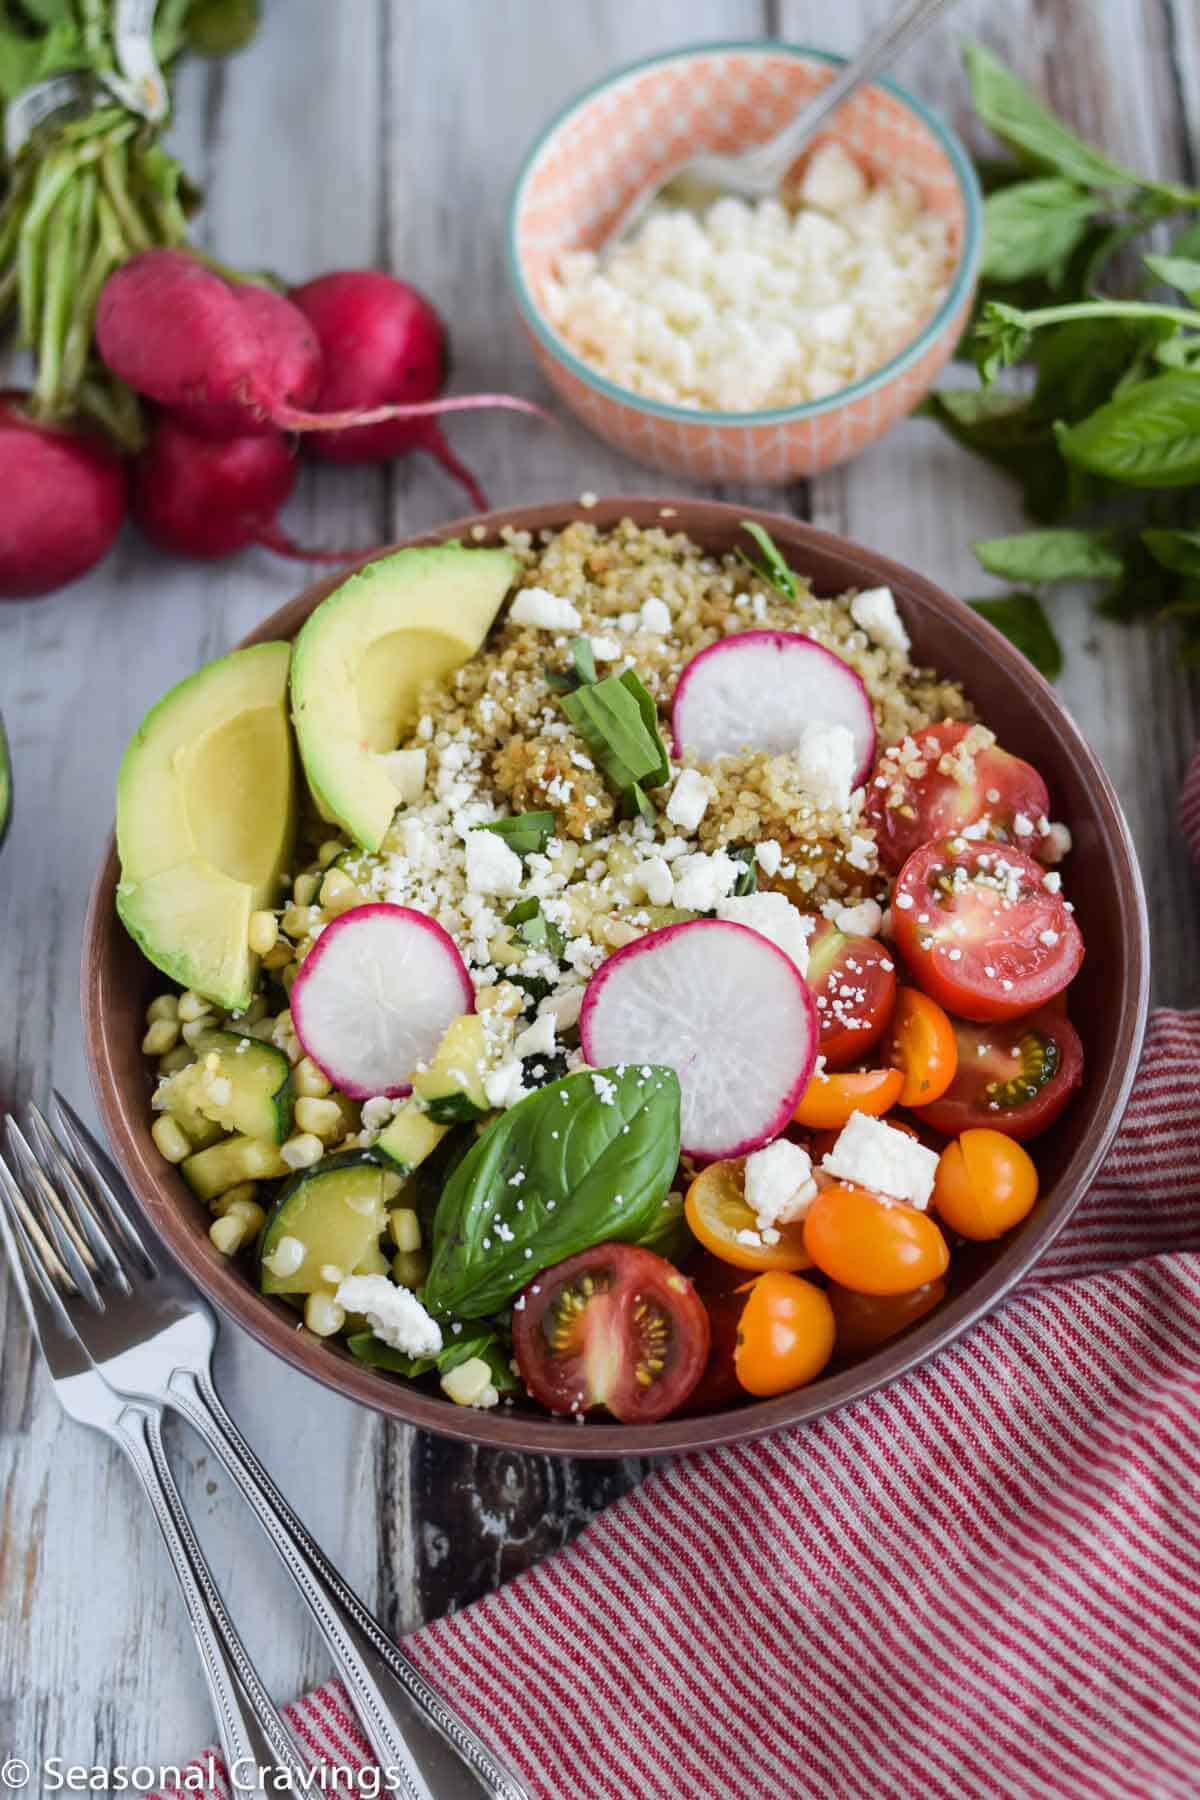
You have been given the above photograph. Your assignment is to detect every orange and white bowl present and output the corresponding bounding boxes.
[507,41,983,483]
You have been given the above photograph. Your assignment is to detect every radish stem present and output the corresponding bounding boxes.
[272,391,554,434]
[420,423,489,511]
[253,526,383,565]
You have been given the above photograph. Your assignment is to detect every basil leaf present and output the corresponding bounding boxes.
[437,1330,519,1391]
[572,634,598,687]
[981,180,1100,284]
[1142,529,1200,579]
[625,780,657,825]
[346,1332,435,1378]
[544,666,576,694]
[474,811,556,856]
[921,390,1069,521]
[972,528,1125,584]
[1056,373,1200,487]
[559,669,669,800]
[508,970,553,1009]
[633,1190,690,1262]
[506,897,566,958]
[968,593,1064,680]
[972,301,1036,380]
[425,1065,682,1318]
[965,43,1145,195]
[737,520,798,600]
[1144,255,1200,305]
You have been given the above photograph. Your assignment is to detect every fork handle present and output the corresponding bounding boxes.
[168,1367,531,1800]
[111,1402,308,1799]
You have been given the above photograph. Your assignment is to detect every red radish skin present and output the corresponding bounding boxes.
[176,281,324,438]
[671,629,878,785]
[131,418,379,564]
[290,902,474,1100]
[0,393,126,599]
[579,918,818,1161]
[289,270,491,509]
[95,250,548,444]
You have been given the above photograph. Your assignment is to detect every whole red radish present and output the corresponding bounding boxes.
[131,417,376,563]
[0,394,126,599]
[290,270,490,509]
[96,251,545,451]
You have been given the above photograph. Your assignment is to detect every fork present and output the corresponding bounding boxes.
[14,1097,531,1800]
[0,1128,307,1800]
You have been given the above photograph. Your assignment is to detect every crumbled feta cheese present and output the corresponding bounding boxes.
[793,722,858,813]
[755,839,783,878]
[483,1059,527,1110]
[845,834,877,874]
[744,1139,818,1228]
[671,849,741,911]
[334,1274,443,1357]
[361,1095,399,1135]
[538,985,585,1032]
[666,767,715,833]
[514,1012,556,1060]
[849,586,910,655]
[1040,822,1072,864]
[509,587,582,631]
[589,635,622,661]
[465,829,523,897]
[638,856,675,906]
[821,1111,940,1210]
[639,596,671,635]
[716,891,814,977]
[833,898,883,938]
[379,747,428,804]
[590,1072,618,1105]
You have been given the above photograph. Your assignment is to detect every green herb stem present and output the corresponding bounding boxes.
[33,178,85,415]
[98,141,153,252]
[1001,299,1200,335]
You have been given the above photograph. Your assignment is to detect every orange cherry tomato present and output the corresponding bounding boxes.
[734,1270,835,1397]
[885,988,958,1108]
[933,1129,1039,1239]
[827,1279,947,1355]
[803,1182,950,1295]
[792,1066,904,1131]
[685,1158,813,1272]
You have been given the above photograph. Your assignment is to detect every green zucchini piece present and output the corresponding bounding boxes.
[411,1014,490,1122]
[258,1150,398,1297]
[160,1027,294,1144]
[182,1133,289,1201]
[376,1102,448,1174]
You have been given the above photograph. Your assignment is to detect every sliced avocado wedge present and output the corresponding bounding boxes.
[116,641,295,1010]
[158,1028,294,1144]
[0,710,11,852]
[290,544,517,852]
[258,1150,400,1297]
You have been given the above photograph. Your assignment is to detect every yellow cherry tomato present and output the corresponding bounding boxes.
[685,1158,812,1272]
[734,1271,835,1397]
[803,1181,950,1296]
[792,1066,904,1131]
[885,988,958,1107]
[933,1129,1039,1240]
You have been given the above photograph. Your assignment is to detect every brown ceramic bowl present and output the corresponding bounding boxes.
[83,498,1150,1457]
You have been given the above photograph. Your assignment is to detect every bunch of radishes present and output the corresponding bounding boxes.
[1,250,545,601]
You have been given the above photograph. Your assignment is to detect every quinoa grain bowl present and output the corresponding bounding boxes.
[88,499,1146,1449]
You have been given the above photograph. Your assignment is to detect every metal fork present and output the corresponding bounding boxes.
[0,1125,307,1800]
[12,1098,530,1800]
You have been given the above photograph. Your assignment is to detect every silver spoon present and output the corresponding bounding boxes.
[603,0,958,248]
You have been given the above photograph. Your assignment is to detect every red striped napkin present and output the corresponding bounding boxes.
[155,769,1200,1800]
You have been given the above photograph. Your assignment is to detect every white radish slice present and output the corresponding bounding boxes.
[579,919,817,1160]
[290,903,473,1100]
[671,629,877,784]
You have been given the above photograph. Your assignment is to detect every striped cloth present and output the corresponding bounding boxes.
[156,773,1200,1800]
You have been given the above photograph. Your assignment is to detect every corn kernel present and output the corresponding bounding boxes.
[151,1115,191,1164]
[262,1234,306,1279]
[142,1018,180,1056]
[247,910,279,956]
[209,1213,250,1256]
[225,1197,266,1234]
[292,872,320,907]
[147,994,179,1024]
[295,1096,344,1141]
[319,867,354,906]
[177,990,212,1024]
[603,917,642,949]
[181,1018,214,1047]
[389,1207,421,1253]
[440,1357,498,1407]
[281,904,320,940]
[318,1262,345,1286]
[294,1056,332,1099]
[238,994,269,1025]
[158,1045,194,1076]
[210,1181,258,1217]
[380,1170,405,1201]
[392,1249,429,1289]
[280,1132,324,1171]
[261,941,294,971]
[304,1292,345,1337]
[317,839,345,869]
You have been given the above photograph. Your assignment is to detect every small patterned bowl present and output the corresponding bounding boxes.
[507,41,983,483]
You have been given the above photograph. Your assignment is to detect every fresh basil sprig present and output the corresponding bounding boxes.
[424,1065,682,1318]
[346,1325,518,1390]
[474,811,556,856]
[972,529,1125,584]
[559,668,670,813]
[506,897,566,958]
[737,520,798,600]
[545,634,599,693]
[968,594,1063,681]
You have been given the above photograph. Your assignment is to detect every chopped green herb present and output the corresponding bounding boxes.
[506,897,566,958]
[559,668,669,809]
[737,520,798,600]
[728,845,758,896]
[474,811,556,856]
[545,634,599,694]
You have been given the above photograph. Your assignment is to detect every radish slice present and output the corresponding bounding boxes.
[579,919,817,1160]
[671,630,877,784]
[290,903,473,1100]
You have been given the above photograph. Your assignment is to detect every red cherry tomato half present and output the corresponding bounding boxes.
[683,1283,749,1414]
[512,1244,710,1423]
[864,720,1051,875]
[805,920,898,1069]
[891,838,1084,1022]
[911,1005,1084,1142]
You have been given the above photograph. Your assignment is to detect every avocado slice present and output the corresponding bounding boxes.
[290,543,517,852]
[116,641,296,1010]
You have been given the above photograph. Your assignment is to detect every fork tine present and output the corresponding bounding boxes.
[5,1119,103,1309]
[0,1152,77,1339]
[25,1105,131,1292]
[52,1091,154,1270]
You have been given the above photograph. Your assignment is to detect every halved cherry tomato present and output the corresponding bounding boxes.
[803,1182,950,1295]
[864,720,1051,874]
[512,1245,709,1423]
[684,1282,751,1413]
[933,1130,1039,1239]
[827,1279,947,1355]
[885,988,958,1107]
[805,920,898,1069]
[912,1005,1083,1142]
[684,1159,812,1271]
[792,1066,904,1131]
[733,1271,835,1397]
[891,838,1084,1022]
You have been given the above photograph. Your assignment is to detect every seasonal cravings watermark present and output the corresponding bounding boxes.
[1,1755,410,1794]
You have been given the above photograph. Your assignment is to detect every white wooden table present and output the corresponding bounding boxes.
[1,0,1197,1789]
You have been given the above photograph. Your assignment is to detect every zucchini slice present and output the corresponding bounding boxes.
[182,1133,290,1201]
[258,1150,400,1297]
[376,1102,448,1174]
[410,1013,490,1123]
[160,1027,294,1144]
